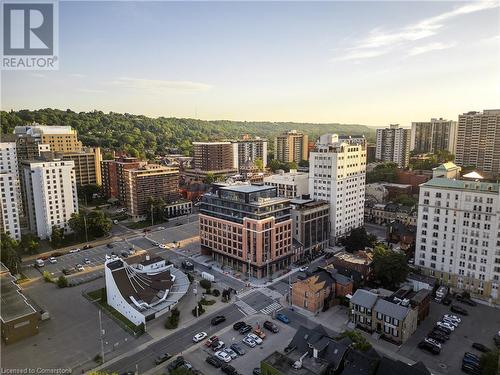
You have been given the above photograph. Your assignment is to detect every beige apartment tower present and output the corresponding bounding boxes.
[274,130,309,163]
[411,118,457,154]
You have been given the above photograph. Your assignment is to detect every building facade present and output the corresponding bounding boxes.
[192,142,235,171]
[101,156,142,201]
[309,134,366,241]
[415,175,500,303]
[14,125,82,153]
[274,130,309,163]
[375,124,411,168]
[60,147,102,187]
[411,118,457,154]
[199,184,294,279]
[232,136,267,171]
[455,110,500,175]
[21,159,78,239]
[123,164,179,220]
[0,142,22,240]
[263,169,309,199]
[290,198,329,257]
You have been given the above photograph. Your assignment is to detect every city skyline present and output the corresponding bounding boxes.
[2,1,499,126]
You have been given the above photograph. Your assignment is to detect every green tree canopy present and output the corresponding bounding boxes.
[69,211,112,238]
[372,244,409,289]
[341,227,377,252]
[0,232,21,274]
[50,226,65,247]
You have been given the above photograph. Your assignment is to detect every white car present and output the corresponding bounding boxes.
[75,264,84,272]
[192,332,207,343]
[159,244,168,249]
[224,347,237,359]
[242,336,256,348]
[215,351,231,363]
[424,337,442,348]
[441,317,458,327]
[69,248,80,253]
[436,321,455,331]
[84,258,91,264]
[246,333,263,345]
[299,266,308,272]
[443,314,461,323]
[48,257,57,264]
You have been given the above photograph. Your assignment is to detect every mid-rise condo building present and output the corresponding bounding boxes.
[375,124,411,168]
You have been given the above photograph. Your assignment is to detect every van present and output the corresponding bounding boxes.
[35,259,45,267]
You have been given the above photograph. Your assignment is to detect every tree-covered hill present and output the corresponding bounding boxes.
[1,108,376,157]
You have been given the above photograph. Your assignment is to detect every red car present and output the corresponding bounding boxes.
[205,335,219,347]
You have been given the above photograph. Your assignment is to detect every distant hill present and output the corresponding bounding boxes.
[1,108,376,157]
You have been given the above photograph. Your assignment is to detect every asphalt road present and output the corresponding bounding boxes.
[103,304,244,374]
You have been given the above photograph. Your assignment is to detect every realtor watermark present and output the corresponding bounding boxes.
[1,0,59,70]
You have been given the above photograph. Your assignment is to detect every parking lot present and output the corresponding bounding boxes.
[184,315,296,375]
[24,240,136,282]
[399,300,500,374]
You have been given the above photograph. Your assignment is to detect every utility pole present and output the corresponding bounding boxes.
[99,309,105,363]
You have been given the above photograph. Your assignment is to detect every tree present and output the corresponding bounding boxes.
[288,161,298,171]
[254,158,264,171]
[199,279,211,291]
[69,211,111,238]
[50,226,65,247]
[204,172,216,185]
[79,184,101,204]
[342,227,377,252]
[169,367,192,375]
[480,349,499,375]
[268,159,283,172]
[146,196,165,223]
[19,233,39,255]
[366,162,398,183]
[57,275,68,288]
[337,330,372,352]
[1,232,21,274]
[393,195,417,207]
[372,244,409,289]
[298,159,309,167]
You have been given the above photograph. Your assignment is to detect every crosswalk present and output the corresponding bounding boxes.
[235,300,258,316]
[236,288,257,299]
[260,302,282,315]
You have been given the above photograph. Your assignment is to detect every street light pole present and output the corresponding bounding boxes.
[99,309,105,363]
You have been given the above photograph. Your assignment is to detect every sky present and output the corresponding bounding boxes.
[1,0,499,126]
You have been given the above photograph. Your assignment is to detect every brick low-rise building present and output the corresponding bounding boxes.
[200,184,294,279]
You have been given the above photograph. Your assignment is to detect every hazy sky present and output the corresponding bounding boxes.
[2,1,499,126]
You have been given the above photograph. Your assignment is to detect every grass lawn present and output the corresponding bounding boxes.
[126,219,167,229]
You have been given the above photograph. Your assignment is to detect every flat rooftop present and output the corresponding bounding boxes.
[220,184,273,193]
[422,177,499,193]
[0,266,37,323]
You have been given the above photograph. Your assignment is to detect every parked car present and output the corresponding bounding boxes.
[253,368,261,375]
[181,260,194,270]
[69,248,80,253]
[211,315,226,325]
[276,313,290,324]
[106,243,114,249]
[224,347,238,359]
[205,335,219,347]
[428,330,449,342]
[441,317,458,327]
[167,356,185,372]
[155,353,172,365]
[83,244,92,249]
[215,351,232,363]
[462,356,480,369]
[299,266,309,272]
[75,264,84,272]
[418,341,440,355]
[264,320,279,333]
[424,337,442,349]
[442,295,453,305]
[221,364,237,375]
[120,251,129,258]
[464,352,480,363]
[230,343,245,356]
[233,321,246,331]
[443,314,461,323]
[450,305,468,315]
[206,356,223,368]
[212,341,225,351]
[456,294,477,306]
[434,325,452,336]
[246,333,263,345]
[253,327,266,339]
[436,321,455,331]
[193,332,207,343]
[461,363,481,375]
[471,342,490,353]
[242,336,256,348]
[84,258,91,264]
[239,324,252,334]
[48,257,57,264]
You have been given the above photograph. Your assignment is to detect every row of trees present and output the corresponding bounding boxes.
[409,150,455,170]
[366,162,398,183]
[1,109,376,158]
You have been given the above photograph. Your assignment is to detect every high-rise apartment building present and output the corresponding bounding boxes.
[274,130,309,163]
[60,147,102,187]
[123,164,179,219]
[411,118,457,154]
[455,110,500,175]
[199,184,294,279]
[0,142,22,240]
[21,159,78,239]
[263,169,309,199]
[14,125,83,153]
[375,124,411,168]
[309,134,366,241]
[101,157,142,201]
[415,173,500,303]
[192,142,234,171]
[232,136,267,171]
